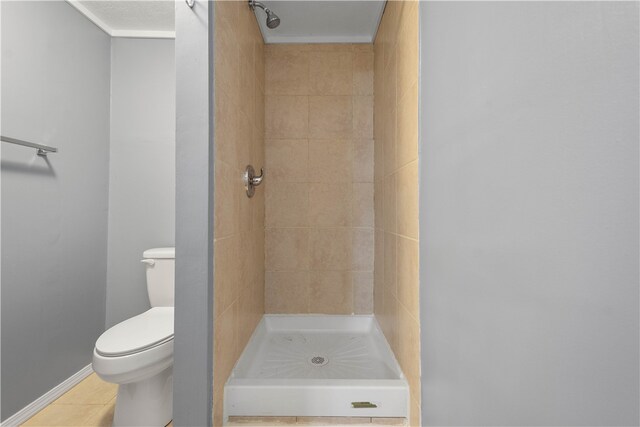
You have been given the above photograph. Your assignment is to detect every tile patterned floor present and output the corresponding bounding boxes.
[20,373,173,427]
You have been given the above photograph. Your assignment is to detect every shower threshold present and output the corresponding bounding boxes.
[224,315,409,420]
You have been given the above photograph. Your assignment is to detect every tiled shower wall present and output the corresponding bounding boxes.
[213,1,265,425]
[264,44,375,314]
[373,1,421,425]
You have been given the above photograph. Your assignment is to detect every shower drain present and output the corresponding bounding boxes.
[308,355,329,367]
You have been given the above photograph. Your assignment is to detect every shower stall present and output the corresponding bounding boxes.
[212,1,420,425]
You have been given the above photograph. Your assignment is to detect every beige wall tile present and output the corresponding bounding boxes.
[383,232,396,296]
[396,82,418,168]
[239,42,256,120]
[308,139,353,183]
[266,50,309,95]
[309,183,352,227]
[373,1,420,411]
[265,44,374,316]
[397,236,419,320]
[374,229,385,313]
[352,228,374,271]
[374,179,384,230]
[237,111,253,170]
[266,182,309,227]
[213,303,238,391]
[380,290,398,353]
[266,95,309,139]
[409,397,421,427]
[214,5,264,425]
[214,235,240,316]
[353,51,374,95]
[214,160,240,238]
[354,44,373,52]
[353,96,374,139]
[353,272,374,314]
[353,139,374,183]
[309,228,352,270]
[214,1,240,96]
[215,89,239,167]
[309,44,354,52]
[396,161,418,240]
[309,271,353,314]
[383,174,396,233]
[266,228,309,271]
[383,48,397,116]
[352,183,374,227]
[383,107,396,177]
[309,96,352,139]
[266,139,308,182]
[309,51,353,95]
[396,1,419,102]
[265,271,310,313]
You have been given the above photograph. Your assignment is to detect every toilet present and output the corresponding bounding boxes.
[93,247,175,427]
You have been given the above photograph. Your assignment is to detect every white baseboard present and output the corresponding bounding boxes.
[1,364,94,427]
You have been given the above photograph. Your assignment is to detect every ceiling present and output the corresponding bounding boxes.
[253,1,386,44]
[68,0,385,43]
[68,1,175,38]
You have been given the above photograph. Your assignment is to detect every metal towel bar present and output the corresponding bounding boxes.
[1,135,58,157]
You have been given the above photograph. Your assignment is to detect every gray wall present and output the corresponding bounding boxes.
[106,38,176,328]
[173,0,214,425]
[1,1,110,420]
[419,2,639,426]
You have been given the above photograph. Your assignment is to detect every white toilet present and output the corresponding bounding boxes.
[93,247,175,427]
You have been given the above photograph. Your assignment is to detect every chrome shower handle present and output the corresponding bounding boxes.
[244,165,264,198]
[251,168,264,186]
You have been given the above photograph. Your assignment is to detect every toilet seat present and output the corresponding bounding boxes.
[93,307,174,385]
[96,307,174,357]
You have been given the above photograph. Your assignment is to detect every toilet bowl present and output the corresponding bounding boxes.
[93,248,175,427]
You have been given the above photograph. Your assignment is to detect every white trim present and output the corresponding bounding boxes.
[65,1,175,40]
[1,364,94,427]
[264,35,374,44]
[66,0,112,36]
[110,29,176,39]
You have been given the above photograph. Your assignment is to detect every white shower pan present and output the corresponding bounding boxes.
[224,315,409,419]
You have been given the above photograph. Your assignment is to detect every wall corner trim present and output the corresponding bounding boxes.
[0,364,93,427]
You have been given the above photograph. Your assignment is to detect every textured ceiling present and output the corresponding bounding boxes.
[77,1,174,32]
[252,0,386,44]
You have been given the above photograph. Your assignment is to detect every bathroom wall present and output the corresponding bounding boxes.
[373,1,421,425]
[1,1,110,420]
[106,38,176,328]
[264,43,375,314]
[419,2,639,425]
[213,1,265,425]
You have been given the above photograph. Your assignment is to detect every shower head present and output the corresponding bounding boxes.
[249,0,281,29]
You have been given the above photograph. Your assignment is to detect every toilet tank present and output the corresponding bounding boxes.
[142,247,175,307]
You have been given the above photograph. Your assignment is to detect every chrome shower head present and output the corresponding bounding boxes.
[265,8,280,29]
[249,0,281,29]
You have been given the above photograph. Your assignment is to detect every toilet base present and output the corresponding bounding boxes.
[113,366,173,427]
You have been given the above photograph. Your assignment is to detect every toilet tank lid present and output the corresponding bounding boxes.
[143,247,175,259]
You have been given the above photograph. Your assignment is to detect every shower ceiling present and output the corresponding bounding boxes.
[253,1,386,43]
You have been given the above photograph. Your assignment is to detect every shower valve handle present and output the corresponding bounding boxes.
[244,165,265,198]
[251,168,264,186]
